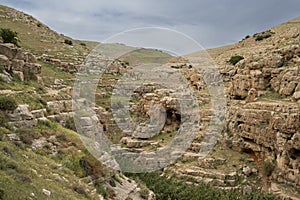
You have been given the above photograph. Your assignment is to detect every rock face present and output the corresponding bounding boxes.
[227,45,300,101]
[0,43,41,81]
[226,100,300,188]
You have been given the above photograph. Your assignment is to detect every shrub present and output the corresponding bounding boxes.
[262,160,275,177]
[64,39,73,45]
[0,188,4,199]
[73,185,87,195]
[129,172,276,200]
[0,65,5,73]
[255,31,274,41]
[65,117,76,132]
[17,128,40,145]
[79,42,86,46]
[0,96,17,111]
[0,111,8,127]
[0,28,19,46]
[14,173,32,183]
[228,55,244,65]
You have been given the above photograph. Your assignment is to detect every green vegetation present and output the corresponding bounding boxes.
[65,117,77,132]
[0,28,19,46]
[129,172,276,200]
[0,110,8,127]
[0,95,18,111]
[254,31,275,41]
[262,160,276,177]
[64,39,73,45]
[0,120,111,199]
[228,55,244,65]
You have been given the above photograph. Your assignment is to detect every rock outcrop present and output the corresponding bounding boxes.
[0,43,41,81]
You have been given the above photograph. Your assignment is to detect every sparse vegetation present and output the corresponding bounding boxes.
[0,95,18,111]
[65,117,77,132]
[0,28,19,46]
[255,31,275,41]
[262,160,276,177]
[128,172,276,200]
[0,111,8,127]
[228,55,244,65]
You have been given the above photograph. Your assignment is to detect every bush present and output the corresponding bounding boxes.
[0,111,8,127]
[228,55,244,65]
[0,28,19,46]
[73,185,87,195]
[129,172,276,200]
[17,128,40,145]
[79,42,86,46]
[255,34,272,41]
[262,160,275,177]
[65,117,77,132]
[14,173,32,183]
[0,188,4,199]
[255,31,274,41]
[64,39,73,45]
[0,96,18,111]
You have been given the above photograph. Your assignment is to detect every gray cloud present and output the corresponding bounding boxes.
[1,0,300,48]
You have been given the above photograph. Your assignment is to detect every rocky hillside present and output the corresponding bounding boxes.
[189,17,300,199]
[0,4,299,200]
[0,5,156,200]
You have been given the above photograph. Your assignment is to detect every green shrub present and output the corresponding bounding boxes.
[64,39,73,45]
[0,65,5,73]
[14,173,32,183]
[262,160,275,177]
[73,185,87,195]
[0,188,4,199]
[79,42,86,46]
[129,172,276,200]
[0,28,19,46]
[0,96,18,111]
[17,128,40,145]
[255,34,272,41]
[255,31,274,41]
[0,111,8,127]
[228,55,244,65]
[139,187,149,199]
[65,117,77,132]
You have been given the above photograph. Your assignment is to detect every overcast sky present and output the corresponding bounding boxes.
[1,0,300,48]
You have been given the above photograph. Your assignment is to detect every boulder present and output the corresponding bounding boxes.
[0,72,11,83]
[0,54,9,66]
[12,59,25,71]
[12,70,24,81]
[292,91,300,101]
[0,43,18,59]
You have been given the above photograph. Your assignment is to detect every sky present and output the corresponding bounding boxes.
[1,0,300,49]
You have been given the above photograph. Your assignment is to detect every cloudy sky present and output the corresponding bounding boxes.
[1,0,300,48]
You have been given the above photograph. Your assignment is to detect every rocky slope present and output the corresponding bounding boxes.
[0,4,300,200]
[0,5,154,200]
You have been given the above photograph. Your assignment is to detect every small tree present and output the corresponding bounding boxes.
[0,28,19,46]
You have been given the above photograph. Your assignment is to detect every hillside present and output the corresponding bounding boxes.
[0,4,299,200]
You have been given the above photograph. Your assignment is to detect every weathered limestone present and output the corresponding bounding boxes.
[226,101,300,187]
[0,43,41,81]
